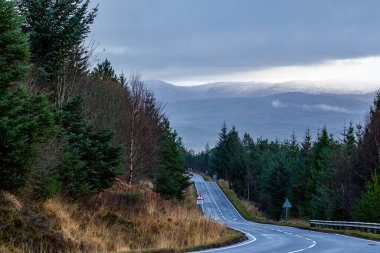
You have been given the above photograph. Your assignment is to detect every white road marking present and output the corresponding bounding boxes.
[203,181,227,220]
[210,181,319,252]
[335,234,380,244]
[192,179,257,253]
[288,240,317,253]
[192,229,256,253]
[193,175,318,253]
[288,249,308,253]
[212,182,246,220]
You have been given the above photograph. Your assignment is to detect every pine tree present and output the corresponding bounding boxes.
[20,0,97,82]
[0,87,54,191]
[313,126,332,171]
[357,91,380,183]
[242,132,254,152]
[302,128,312,152]
[290,129,313,217]
[154,118,190,200]
[355,124,364,146]
[0,0,29,90]
[0,0,54,191]
[241,132,255,199]
[343,122,356,151]
[204,143,211,170]
[58,95,123,196]
[210,122,229,179]
[225,127,247,196]
[266,152,290,220]
[354,174,380,222]
[309,127,338,219]
[20,0,97,104]
[118,72,127,87]
[289,130,299,158]
[369,91,380,120]
[91,59,117,82]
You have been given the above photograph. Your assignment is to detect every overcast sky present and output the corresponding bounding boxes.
[89,0,380,86]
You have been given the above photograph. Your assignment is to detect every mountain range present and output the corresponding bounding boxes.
[145,80,379,150]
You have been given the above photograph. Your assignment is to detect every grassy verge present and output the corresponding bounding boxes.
[217,180,270,223]
[124,183,245,253]
[310,228,380,241]
[128,229,245,253]
[183,228,245,253]
[0,180,246,253]
[216,180,380,241]
[184,181,246,252]
[199,172,212,181]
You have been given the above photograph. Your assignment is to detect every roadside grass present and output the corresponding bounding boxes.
[127,229,244,253]
[0,180,245,253]
[199,172,212,181]
[183,229,244,253]
[216,179,380,242]
[217,180,269,223]
[311,228,380,241]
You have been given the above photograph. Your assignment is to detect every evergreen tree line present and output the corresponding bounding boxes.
[1,0,188,200]
[187,95,380,222]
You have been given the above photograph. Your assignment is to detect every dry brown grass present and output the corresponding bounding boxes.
[279,218,309,227]
[0,181,229,253]
[43,198,126,252]
[0,191,22,211]
[217,179,309,226]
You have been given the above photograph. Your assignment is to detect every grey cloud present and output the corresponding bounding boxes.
[89,0,380,79]
[271,99,287,108]
[314,104,356,114]
[299,104,357,114]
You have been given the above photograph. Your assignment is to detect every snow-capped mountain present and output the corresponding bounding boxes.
[145,80,380,102]
[144,80,379,150]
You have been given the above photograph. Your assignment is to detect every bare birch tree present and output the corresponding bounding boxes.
[125,74,163,184]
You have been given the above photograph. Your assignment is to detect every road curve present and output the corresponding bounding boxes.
[191,173,380,253]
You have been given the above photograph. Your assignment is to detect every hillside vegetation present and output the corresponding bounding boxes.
[216,179,380,241]
[0,1,235,252]
[188,92,380,222]
[146,80,375,150]
[0,181,234,252]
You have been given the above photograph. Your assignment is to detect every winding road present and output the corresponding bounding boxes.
[191,173,380,253]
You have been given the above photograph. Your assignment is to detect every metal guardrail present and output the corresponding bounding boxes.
[310,220,380,234]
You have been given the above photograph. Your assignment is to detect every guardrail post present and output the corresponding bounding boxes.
[309,220,380,234]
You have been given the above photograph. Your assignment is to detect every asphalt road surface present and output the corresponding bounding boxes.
[191,173,380,253]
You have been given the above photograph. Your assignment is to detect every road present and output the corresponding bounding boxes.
[191,173,380,253]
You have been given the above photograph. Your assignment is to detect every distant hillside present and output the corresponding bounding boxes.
[145,80,379,100]
[145,80,378,150]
